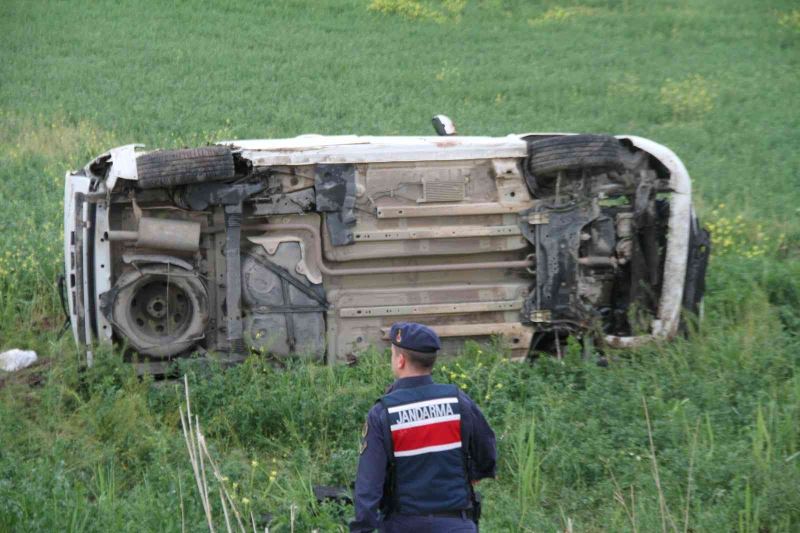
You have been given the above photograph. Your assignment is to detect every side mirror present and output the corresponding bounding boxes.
[432,115,456,136]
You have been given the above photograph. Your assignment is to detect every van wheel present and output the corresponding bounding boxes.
[526,134,624,176]
[136,146,235,189]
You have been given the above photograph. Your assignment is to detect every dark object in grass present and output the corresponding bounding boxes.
[313,485,353,506]
[0,358,50,390]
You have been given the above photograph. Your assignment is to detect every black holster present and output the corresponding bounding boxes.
[470,490,482,527]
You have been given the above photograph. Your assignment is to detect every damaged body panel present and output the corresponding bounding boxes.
[63,131,708,367]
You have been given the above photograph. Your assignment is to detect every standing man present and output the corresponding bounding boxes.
[350,322,497,533]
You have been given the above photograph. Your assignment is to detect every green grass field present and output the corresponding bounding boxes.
[1,0,798,531]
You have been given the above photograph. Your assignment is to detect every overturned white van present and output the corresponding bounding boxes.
[63,126,709,370]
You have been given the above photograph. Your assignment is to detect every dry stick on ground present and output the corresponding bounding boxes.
[181,375,257,533]
[198,432,247,532]
[179,476,186,533]
[196,415,213,525]
[642,396,678,533]
[183,375,213,525]
[180,379,214,532]
[683,420,700,533]
[609,468,639,533]
[220,490,233,533]
[180,411,214,531]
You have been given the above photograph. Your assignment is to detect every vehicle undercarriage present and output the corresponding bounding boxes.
[63,130,709,370]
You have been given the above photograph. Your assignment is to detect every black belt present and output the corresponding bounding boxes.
[413,510,471,519]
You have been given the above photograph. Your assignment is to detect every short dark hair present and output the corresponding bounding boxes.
[398,346,437,370]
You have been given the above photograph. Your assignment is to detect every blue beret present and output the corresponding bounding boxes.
[390,322,441,353]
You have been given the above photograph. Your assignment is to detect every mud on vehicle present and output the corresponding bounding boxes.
[63,124,709,371]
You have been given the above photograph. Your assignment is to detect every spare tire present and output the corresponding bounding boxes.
[526,134,624,176]
[136,146,235,189]
[110,265,208,357]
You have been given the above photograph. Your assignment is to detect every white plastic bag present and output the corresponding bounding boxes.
[0,349,38,372]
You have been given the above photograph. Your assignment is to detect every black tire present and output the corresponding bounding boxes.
[136,146,235,189]
[526,134,624,176]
